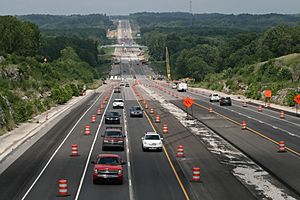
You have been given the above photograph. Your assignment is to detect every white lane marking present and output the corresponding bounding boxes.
[74,90,113,200]
[21,89,105,200]
[123,99,135,200]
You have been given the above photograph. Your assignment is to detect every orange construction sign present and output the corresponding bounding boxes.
[294,94,300,104]
[264,90,272,98]
[183,97,194,108]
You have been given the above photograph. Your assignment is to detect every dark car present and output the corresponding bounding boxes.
[129,106,143,117]
[91,154,125,184]
[105,111,121,124]
[114,87,121,93]
[220,97,232,106]
[102,127,125,151]
[125,83,130,87]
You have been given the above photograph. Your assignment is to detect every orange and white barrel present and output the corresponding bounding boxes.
[97,108,101,115]
[91,115,96,123]
[100,103,104,109]
[177,145,184,157]
[145,104,149,109]
[155,115,161,123]
[278,141,286,152]
[58,179,68,196]
[191,167,201,182]
[258,105,262,112]
[162,123,168,134]
[71,144,79,157]
[85,125,91,135]
[242,101,247,107]
[241,121,247,130]
[150,108,154,114]
[280,111,285,119]
[208,107,213,113]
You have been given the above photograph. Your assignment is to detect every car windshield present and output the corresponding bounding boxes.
[97,157,120,165]
[132,107,141,111]
[145,135,160,140]
[114,99,123,102]
[107,112,119,117]
[213,94,219,96]
[105,131,122,137]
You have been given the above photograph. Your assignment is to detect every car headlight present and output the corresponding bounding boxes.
[94,169,98,173]
[118,170,123,174]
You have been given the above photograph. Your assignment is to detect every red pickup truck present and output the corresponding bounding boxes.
[91,154,126,184]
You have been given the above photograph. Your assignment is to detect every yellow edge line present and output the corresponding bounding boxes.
[194,102,300,157]
[131,85,191,200]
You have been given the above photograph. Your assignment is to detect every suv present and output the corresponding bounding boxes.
[91,154,125,184]
[113,99,124,109]
[220,97,232,106]
[177,83,187,92]
[105,111,121,124]
[114,87,121,93]
[102,127,125,151]
[129,106,143,117]
[141,132,163,152]
[209,93,220,102]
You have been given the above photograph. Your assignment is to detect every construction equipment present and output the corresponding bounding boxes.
[166,47,171,81]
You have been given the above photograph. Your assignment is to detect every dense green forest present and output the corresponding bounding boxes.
[0,15,111,134]
[18,14,114,43]
[131,12,300,31]
[133,12,300,105]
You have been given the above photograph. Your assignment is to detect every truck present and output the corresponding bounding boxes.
[177,82,188,92]
[91,154,126,184]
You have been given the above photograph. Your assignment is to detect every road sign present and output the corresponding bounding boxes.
[264,90,272,98]
[183,97,194,108]
[294,94,300,104]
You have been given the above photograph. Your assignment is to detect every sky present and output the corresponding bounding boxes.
[0,0,300,15]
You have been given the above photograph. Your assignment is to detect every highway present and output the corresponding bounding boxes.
[0,19,300,200]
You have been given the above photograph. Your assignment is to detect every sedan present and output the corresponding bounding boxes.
[220,97,232,106]
[105,111,121,124]
[129,106,143,117]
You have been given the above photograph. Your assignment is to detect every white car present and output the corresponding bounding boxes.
[113,99,124,109]
[209,93,220,102]
[177,83,187,92]
[141,132,163,152]
[172,83,177,89]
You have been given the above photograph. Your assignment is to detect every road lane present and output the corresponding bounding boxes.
[77,90,130,200]
[124,84,187,200]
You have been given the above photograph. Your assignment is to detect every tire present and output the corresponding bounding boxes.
[142,146,146,152]
[93,179,97,184]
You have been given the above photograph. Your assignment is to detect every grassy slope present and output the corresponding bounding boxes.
[197,53,300,106]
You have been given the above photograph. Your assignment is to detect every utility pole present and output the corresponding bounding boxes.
[166,47,171,81]
[189,0,193,27]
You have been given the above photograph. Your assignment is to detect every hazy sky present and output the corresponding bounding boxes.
[1,0,300,15]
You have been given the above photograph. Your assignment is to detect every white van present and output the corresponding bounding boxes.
[177,83,188,92]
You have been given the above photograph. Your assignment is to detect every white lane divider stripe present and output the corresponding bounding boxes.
[21,90,105,200]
